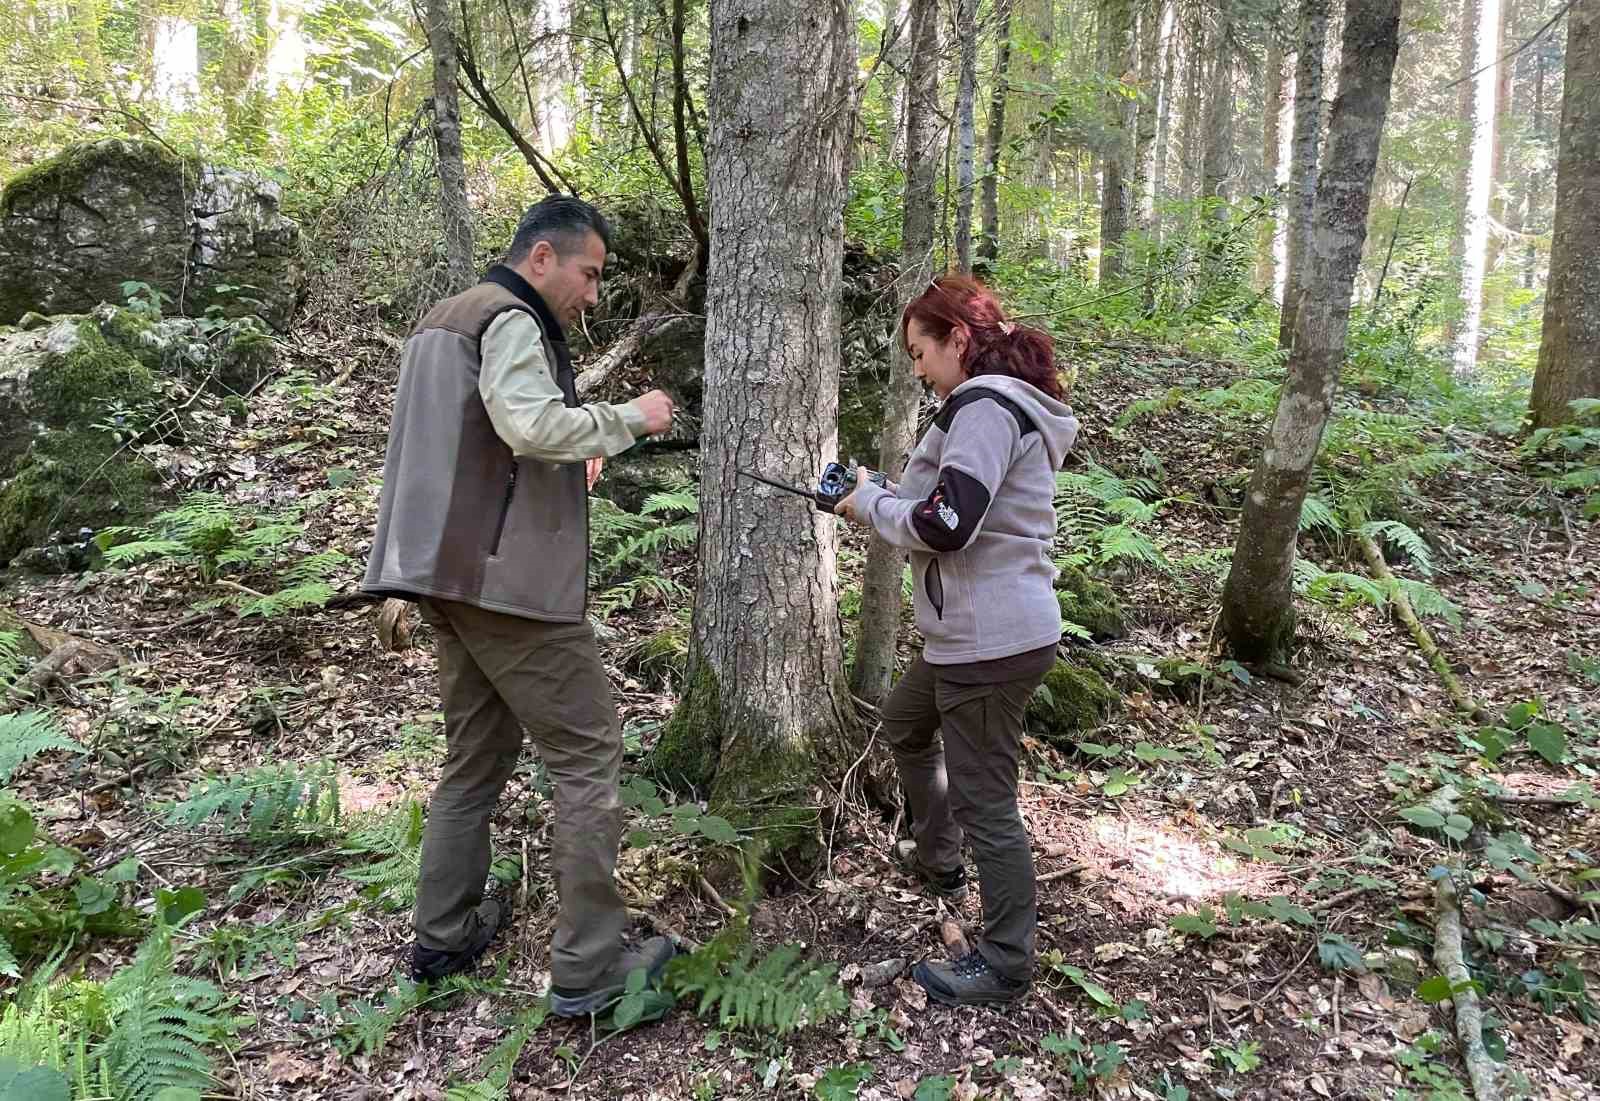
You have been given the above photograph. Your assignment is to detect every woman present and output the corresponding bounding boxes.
[835,276,1079,1006]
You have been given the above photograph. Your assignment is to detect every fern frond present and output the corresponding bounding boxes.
[665,940,847,1037]
[1359,520,1435,575]
[235,581,336,619]
[0,711,85,785]
[641,487,699,516]
[166,762,338,839]
[1386,578,1463,629]
[98,933,226,1100]
[1298,496,1340,534]
[341,799,424,909]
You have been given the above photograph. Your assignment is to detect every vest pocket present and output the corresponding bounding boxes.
[924,559,945,620]
[489,468,516,556]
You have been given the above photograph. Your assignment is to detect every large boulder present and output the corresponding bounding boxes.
[0,139,301,330]
[0,304,274,564]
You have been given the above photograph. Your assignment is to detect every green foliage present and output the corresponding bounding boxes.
[340,798,425,910]
[1054,463,1166,571]
[0,710,85,784]
[589,487,697,620]
[1039,1030,1127,1093]
[98,493,349,618]
[166,761,340,840]
[98,933,232,1100]
[0,632,30,687]
[664,922,847,1038]
[443,1003,548,1100]
[1521,399,1600,518]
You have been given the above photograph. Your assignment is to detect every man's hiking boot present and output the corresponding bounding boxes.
[913,950,1029,1006]
[895,839,969,901]
[549,935,678,1018]
[411,898,505,983]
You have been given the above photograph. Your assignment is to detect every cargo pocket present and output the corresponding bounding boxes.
[924,559,945,620]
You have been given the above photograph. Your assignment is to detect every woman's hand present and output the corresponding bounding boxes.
[833,466,876,524]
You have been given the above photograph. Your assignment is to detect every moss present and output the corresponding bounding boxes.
[30,320,159,425]
[708,739,825,882]
[1026,659,1119,748]
[648,663,724,796]
[1055,564,1127,640]
[0,430,157,563]
[217,327,276,393]
[1,139,190,216]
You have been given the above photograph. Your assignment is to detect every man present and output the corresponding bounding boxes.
[363,195,677,1016]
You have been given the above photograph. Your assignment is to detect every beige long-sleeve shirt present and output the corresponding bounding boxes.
[478,311,647,461]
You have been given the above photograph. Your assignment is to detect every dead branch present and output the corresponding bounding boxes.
[1358,532,1490,723]
[7,641,82,704]
[1433,875,1503,1101]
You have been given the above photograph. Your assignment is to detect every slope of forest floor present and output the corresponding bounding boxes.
[4,323,1598,1101]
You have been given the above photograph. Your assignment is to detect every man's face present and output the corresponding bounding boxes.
[523,231,606,326]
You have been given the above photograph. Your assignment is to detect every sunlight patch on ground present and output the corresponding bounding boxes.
[1088,816,1246,900]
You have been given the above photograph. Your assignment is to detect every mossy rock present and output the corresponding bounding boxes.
[1055,563,1127,640]
[0,429,158,563]
[594,448,698,514]
[1026,658,1120,748]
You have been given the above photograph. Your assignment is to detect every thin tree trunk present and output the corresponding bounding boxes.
[425,0,475,295]
[978,0,1014,262]
[1133,0,1166,230]
[1220,0,1401,663]
[1178,13,1206,202]
[1199,5,1235,211]
[1484,0,1515,286]
[1530,0,1600,429]
[1452,0,1501,378]
[1257,39,1287,292]
[670,0,709,271]
[1277,0,1329,352]
[855,0,941,706]
[653,0,863,847]
[954,0,979,272]
[884,0,909,163]
[1151,12,1177,243]
[1099,0,1137,281]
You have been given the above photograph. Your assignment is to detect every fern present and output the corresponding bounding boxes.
[1113,386,1186,429]
[0,632,27,688]
[665,935,847,1037]
[1298,495,1339,534]
[0,711,85,784]
[443,1003,547,1100]
[1359,520,1435,576]
[166,761,339,839]
[341,798,424,909]
[98,932,230,1101]
[641,486,699,517]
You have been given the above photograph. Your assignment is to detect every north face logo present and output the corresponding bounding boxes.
[937,503,959,530]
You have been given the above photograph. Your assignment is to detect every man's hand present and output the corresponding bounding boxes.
[833,466,875,524]
[586,457,603,490]
[631,389,676,436]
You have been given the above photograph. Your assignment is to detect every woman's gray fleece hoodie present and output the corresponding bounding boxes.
[853,374,1080,665]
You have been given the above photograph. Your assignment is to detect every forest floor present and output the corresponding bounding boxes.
[4,321,1599,1101]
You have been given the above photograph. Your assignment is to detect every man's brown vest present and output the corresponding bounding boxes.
[361,266,588,621]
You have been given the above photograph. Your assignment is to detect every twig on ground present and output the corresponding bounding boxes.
[1310,885,1371,913]
[1358,532,1490,723]
[7,641,82,704]
[696,874,736,917]
[1434,874,1503,1101]
[626,907,702,951]
[1037,863,1089,885]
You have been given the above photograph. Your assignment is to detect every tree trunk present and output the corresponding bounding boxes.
[1151,12,1177,243]
[855,0,941,705]
[1011,0,1056,245]
[1099,0,1137,281]
[1178,13,1206,201]
[953,0,979,273]
[978,0,1014,262]
[1277,0,1329,352]
[883,0,909,163]
[263,0,307,93]
[1132,0,1166,230]
[1451,0,1500,378]
[1220,0,1401,663]
[425,0,475,296]
[1530,0,1600,429]
[652,0,862,855]
[1484,0,1515,290]
[1256,38,1287,292]
[73,0,106,85]
[1199,4,1235,211]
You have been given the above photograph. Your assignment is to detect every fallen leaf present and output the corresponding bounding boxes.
[896,978,928,1012]
[941,919,972,958]
[1214,993,1250,1013]
[266,1050,316,1085]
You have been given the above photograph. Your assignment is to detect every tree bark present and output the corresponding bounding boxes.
[425,0,476,296]
[1199,2,1235,214]
[953,0,979,273]
[1257,38,1288,292]
[1221,0,1401,663]
[978,0,1014,262]
[1277,0,1329,352]
[1452,0,1501,378]
[1099,0,1137,281]
[1530,0,1600,428]
[1484,0,1515,292]
[1151,12,1177,244]
[855,0,941,706]
[1132,0,1167,230]
[883,0,909,163]
[652,0,863,854]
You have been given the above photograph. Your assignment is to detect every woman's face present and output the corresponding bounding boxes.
[906,317,967,399]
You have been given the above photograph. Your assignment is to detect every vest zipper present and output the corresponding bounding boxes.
[490,465,516,556]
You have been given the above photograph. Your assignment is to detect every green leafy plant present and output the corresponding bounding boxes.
[1039,1031,1127,1092]
[340,798,425,910]
[664,920,847,1038]
[0,711,85,785]
[589,487,697,619]
[166,761,340,840]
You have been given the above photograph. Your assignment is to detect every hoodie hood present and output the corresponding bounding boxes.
[947,374,1080,470]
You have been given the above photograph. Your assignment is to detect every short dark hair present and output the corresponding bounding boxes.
[505,195,612,264]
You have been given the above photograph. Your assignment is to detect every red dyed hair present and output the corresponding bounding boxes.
[899,275,1064,401]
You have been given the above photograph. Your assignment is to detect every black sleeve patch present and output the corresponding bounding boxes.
[911,468,993,551]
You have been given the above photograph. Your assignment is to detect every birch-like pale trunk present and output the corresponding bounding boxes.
[655,0,863,841]
[1132,0,1167,230]
[1221,0,1401,663]
[855,0,940,705]
[1099,0,1137,281]
[1530,0,1600,428]
[953,0,979,272]
[978,0,1014,262]
[1277,0,1329,352]
[1451,0,1501,378]
[425,0,475,296]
